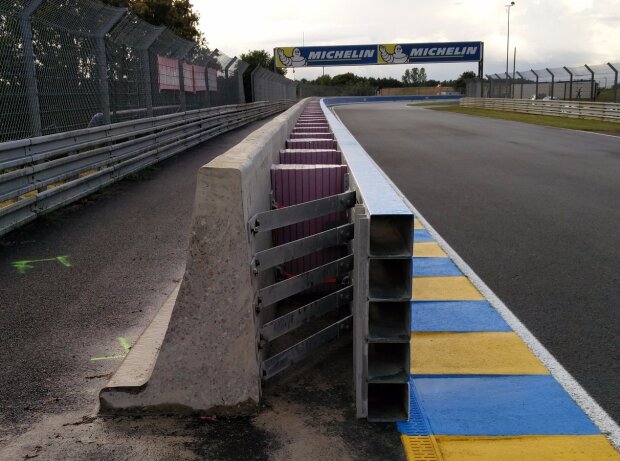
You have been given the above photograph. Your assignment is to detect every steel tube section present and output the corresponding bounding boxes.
[320,101,412,219]
[609,63,618,103]
[260,286,353,342]
[249,191,355,234]
[19,0,44,137]
[253,223,354,272]
[321,97,412,422]
[257,255,354,308]
[532,69,539,99]
[261,316,353,380]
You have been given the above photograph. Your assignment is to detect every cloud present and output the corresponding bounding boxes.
[197,0,620,81]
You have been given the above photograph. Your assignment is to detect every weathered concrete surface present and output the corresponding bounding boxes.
[100,99,308,414]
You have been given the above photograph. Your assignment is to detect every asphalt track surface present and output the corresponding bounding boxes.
[0,121,277,439]
[336,102,620,424]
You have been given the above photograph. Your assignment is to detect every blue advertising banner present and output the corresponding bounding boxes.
[275,42,483,68]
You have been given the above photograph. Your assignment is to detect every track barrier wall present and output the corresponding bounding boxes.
[95,95,619,459]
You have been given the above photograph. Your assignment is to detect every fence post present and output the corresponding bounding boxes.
[97,9,125,125]
[609,63,618,103]
[532,69,539,99]
[516,71,524,99]
[236,61,249,104]
[564,67,573,101]
[141,26,165,117]
[584,64,595,101]
[485,74,493,97]
[20,0,44,137]
[177,44,195,112]
[546,68,554,98]
[505,72,513,99]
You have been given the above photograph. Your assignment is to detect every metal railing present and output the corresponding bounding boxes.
[461,98,620,123]
[465,61,619,102]
[0,100,293,236]
[0,0,297,143]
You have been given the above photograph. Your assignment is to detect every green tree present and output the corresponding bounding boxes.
[101,0,203,42]
[454,71,477,92]
[402,69,411,85]
[239,49,285,76]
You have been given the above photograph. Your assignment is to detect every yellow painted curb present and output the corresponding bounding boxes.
[430,435,620,460]
[413,276,484,301]
[414,219,425,229]
[401,435,443,461]
[413,242,448,258]
[411,332,549,375]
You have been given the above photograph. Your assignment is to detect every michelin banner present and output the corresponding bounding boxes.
[275,42,483,68]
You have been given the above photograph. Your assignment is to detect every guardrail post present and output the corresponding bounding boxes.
[564,67,573,101]
[97,9,125,125]
[20,0,43,137]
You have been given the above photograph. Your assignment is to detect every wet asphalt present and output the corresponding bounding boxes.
[336,102,620,423]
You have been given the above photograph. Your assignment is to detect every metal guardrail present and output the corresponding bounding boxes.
[0,100,293,236]
[461,97,620,122]
[321,98,414,422]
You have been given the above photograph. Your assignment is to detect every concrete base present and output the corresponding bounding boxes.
[99,99,308,415]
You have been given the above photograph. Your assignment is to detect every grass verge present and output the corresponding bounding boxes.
[430,106,620,133]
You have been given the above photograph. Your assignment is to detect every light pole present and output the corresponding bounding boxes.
[505,2,515,98]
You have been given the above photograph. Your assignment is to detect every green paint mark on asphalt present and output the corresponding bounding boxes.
[90,337,132,362]
[12,256,72,274]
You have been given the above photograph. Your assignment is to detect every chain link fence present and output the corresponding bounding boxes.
[0,0,297,142]
[465,62,619,102]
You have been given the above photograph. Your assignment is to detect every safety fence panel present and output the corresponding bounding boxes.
[466,61,619,103]
[0,0,297,143]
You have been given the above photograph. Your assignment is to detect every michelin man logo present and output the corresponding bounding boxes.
[379,44,409,64]
[277,47,307,67]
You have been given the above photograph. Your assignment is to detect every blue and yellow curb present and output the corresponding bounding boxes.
[398,220,620,460]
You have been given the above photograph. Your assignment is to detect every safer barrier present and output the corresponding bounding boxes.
[0,100,293,236]
[461,97,620,122]
[99,96,414,422]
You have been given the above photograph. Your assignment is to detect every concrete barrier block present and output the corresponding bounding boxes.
[99,99,308,415]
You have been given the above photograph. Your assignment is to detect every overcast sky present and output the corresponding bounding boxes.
[197,0,620,82]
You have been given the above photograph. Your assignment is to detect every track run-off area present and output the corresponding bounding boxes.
[335,102,620,425]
